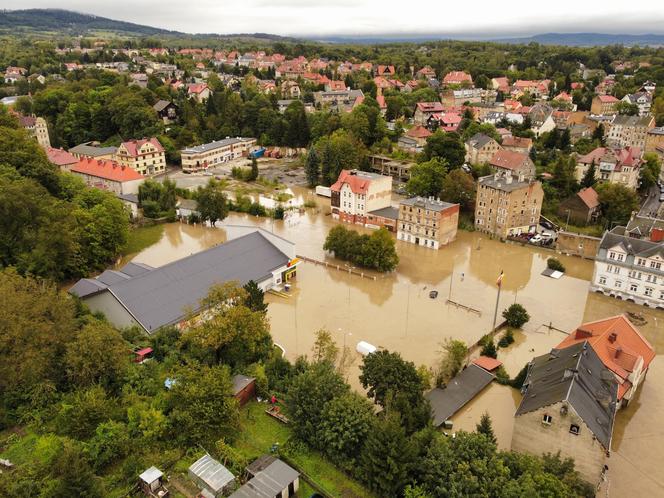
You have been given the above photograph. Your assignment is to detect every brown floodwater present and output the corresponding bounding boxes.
[123,186,664,496]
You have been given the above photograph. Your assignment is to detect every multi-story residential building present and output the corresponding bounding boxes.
[607,115,655,150]
[474,172,543,238]
[69,157,145,195]
[575,146,642,190]
[645,126,664,155]
[590,94,620,115]
[590,227,664,308]
[181,137,257,172]
[441,88,496,106]
[512,342,618,485]
[413,102,445,125]
[465,133,502,165]
[114,138,166,176]
[330,169,393,226]
[501,136,533,154]
[557,315,655,407]
[313,89,364,112]
[622,92,652,116]
[488,150,536,180]
[528,103,556,136]
[396,197,459,249]
[17,114,51,148]
[442,71,473,87]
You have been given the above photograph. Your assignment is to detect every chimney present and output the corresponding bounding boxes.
[615,346,622,358]
[575,328,593,340]
[608,332,617,343]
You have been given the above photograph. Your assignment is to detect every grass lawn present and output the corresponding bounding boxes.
[234,402,374,498]
[121,224,165,256]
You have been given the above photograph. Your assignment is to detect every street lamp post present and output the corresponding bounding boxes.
[565,209,571,232]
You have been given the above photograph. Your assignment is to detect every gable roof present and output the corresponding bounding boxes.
[119,137,164,156]
[70,157,144,182]
[557,316,655,399]
[599,227,664,259]
[502,136,532,149]
[153,99,174,112]
[330,169,383,194]
[70,230,291,333]
[576,187,599,209]
[467,133,495,149]
[189,454,235,493]
[69,143,117,157]
[516,342,618,450]
[229,457,299,498]
[405,125,432,139]
[46,147,78,166]
[443,71,472,84]
[416,101,444,113]
[489,150,530,171]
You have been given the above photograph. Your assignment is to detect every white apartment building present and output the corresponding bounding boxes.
[181,137,257,172]
[330,170,393,225]
[591,227,664,309]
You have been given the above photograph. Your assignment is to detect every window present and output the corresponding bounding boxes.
[615,280,622,288]
[609,252,616,260]
[645,287,653,297]
[630,284,638,292]
[599,276,607,285]
[569,424,580,435]
[637,258,646,266]
[650,261,662,270]
[542,414,552,425]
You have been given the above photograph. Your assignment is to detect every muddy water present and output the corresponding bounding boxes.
[124,188,664,495]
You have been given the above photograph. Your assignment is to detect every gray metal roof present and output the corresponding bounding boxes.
[426,364,495,426]
[368,206,399,220]
[189,454,235,493]
[153,99,174,112]
[69,262,154,299]
[478,174,533,193]
[515,341,618,450]
[400,196,457,212]
[71,231,291,332]
[599,227,664,259]
[139,466,163,484]
[116,193,139,204]
[232,374,255,395]
[467,133,495,149]
[181,138,252,155]
[69,143,117,157]
[229,458,299,498]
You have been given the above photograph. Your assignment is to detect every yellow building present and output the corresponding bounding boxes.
[114,138,166,176]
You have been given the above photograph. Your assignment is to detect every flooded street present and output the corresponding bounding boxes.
[122,186,664,496]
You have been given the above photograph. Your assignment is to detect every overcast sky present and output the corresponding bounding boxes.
[7,1,664,37]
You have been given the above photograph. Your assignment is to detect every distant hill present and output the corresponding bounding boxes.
[490,32,664,47]
[0,8,181,36]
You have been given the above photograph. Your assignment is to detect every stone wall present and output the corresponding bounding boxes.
[556,231,601,259]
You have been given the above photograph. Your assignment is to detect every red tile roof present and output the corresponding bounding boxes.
[576,187,599,209]
[376,95,386,109]
[578,147,642,171]
[443,71,473,84]
[71,157,144,182]
[330,170,373,194]
[489,150,530,171]
[502,136,532,149]
[46,147,78,166]
[120,138,164,157]
[598,94,619,103]
[406,125,432,139]
[416,102,444,113]
[472,356,503,372]
[187,83,209,95]
[557,315,655,400]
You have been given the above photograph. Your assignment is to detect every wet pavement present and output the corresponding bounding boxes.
[122,186,664,496]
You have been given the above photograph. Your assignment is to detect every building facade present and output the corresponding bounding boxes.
[330,170,393,226]
[590,95,619,115]
[114,138,166,176]
[397,197,459,249]
[590,227,664,309]
[18,115,51,148]
[474,173,543,238]
[465,133,502,165]
[607,115,655,150]
[181,137,257,172]
[69,157,145,195]
[575,147,642,190]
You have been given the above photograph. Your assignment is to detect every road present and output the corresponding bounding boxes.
[640,184,663,218]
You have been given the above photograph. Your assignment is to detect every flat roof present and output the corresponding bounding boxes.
[181,137,254,154]
[400,196,457,212]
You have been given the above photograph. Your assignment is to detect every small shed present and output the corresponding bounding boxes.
[232,374,256,406]
[135,347,154,363]
[472,356,503,373]
[188,454,235,498]
[229,456,300,498]
[138,466,169,497]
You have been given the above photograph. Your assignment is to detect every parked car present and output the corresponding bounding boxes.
[529,234,542,244]
[659,193,664,202]
[540,220,555,230]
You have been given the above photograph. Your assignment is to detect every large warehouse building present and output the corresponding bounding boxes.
[69,227,298,333]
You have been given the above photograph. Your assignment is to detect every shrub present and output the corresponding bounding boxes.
[547,257,566,272]
[502,304,530,329]
[498,329,515,348]
[480,339,497,359]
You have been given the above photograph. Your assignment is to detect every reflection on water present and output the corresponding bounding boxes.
[123,188,664,495]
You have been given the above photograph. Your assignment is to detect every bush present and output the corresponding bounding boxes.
[547,257,566,272]
[497,329,515,348]
[510,363,530,389]
[494,366,510,385]
[231,166,253,181]
[480,340,497,359]
[502,304,530,329]
[323,225,399,272]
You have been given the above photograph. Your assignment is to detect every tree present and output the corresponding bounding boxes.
[481,339,498,359]
[423,131,466,168]
[64,320,130,391]
[595,182,639,226]
[360,350,425,407]
[249,156,259,181]
[503,303,530,328]
[547,258,566,272]
[319,392,374,468]
[357,228,399,272]
[315,129,367,186]
[592,123,605,144]
[311,328,339,365]
[167,364,240,445]
[550,156,577,198]
[360,411,416,496]
[436,339,468,385]
[45,442,104,498]
[287,361,349,448]
[580,160,597,188]
[640,153,661,192]
[304,147,320,187]
[406,157,447,197]
[86,421,130,470]
[243,280,268,313]
[196,180,229,225]
[440,169,476,211]
[615,101,639,116]
[476,412,497,444]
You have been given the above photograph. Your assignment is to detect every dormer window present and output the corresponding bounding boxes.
[542,414,552,425]
[569,424,580,435]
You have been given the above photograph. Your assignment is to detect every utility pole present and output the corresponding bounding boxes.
[448,271,453,300]
[492,271,503,331]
